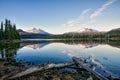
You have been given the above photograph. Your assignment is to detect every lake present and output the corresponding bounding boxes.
[0,40,120,78]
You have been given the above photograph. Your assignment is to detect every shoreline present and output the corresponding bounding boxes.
[0,38,119,42]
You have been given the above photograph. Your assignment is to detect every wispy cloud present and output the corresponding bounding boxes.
[65,8,91,27]
[81,8,91,16]
[64,0,117,28]
[90,0,116,20]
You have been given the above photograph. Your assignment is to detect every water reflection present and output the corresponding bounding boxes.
[0,40,119,63]
[0,40,120,63]
[0,40,120,77]
[21,41,50,49]
[0,42,20,59]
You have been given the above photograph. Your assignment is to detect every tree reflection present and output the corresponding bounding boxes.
[50,39,120,48]
[0,42,20,59]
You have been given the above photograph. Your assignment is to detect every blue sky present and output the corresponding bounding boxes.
[0,0,120,34]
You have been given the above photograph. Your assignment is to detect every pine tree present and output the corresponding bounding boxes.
[1,22,4,40]
[0,28,2,40]
[0,19,20,41]
[8,20,11,40]
[12,24,16,39]
[5,19,9,39]
[13,24,20,39]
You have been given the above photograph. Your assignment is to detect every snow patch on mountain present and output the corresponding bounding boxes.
[77,28,98,33]
[26,28,49,34]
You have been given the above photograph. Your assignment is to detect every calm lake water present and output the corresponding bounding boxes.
[0,40,120,77]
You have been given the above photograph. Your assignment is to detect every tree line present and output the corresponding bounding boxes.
[46,33,120,40]
[0,19,20,40]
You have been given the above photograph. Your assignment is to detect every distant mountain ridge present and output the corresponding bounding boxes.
[17,29,28,35]
[18,27,120,39]
[77,28,98,33]
[64,28,102,35]
[18,28,50,35]
[26,28,50,35]
[17,28,51,39]
[107,28,120,34]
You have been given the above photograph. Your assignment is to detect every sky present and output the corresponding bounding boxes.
[0,0,120,34]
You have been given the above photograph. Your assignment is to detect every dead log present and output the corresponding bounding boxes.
[8,62,75,80]
[72,56,108,80]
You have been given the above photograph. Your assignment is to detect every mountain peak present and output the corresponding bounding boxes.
[17,29,28,35]
[32,28,37,30]
[26,28,48,34]
[77,28,98,33]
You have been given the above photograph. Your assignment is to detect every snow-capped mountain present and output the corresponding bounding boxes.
[17,29,28,35]
[17,28,51,39]
[26,28,49,35]
[77,28,98,33]
[64,28,99,35]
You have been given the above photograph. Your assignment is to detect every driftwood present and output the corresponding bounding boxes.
[72,56,108,80]
[8,62,75,80]
[1,57,113,80]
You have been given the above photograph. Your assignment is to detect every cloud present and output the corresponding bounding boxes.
[62,50,77,57]
[81,9,91,16]
[64,0,117,28]
[90,0,116,20]
[65,8,91,27]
